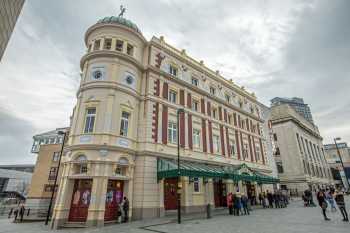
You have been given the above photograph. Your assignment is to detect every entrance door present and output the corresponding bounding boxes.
[246,182,256,205]
[164,178,177,210]
[68,179,92,222]
[214,180,227,207]
[104,180,124,221]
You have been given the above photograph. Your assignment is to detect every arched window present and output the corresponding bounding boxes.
[75,155,88,174]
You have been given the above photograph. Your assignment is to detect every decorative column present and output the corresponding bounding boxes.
[159,179,165,217]
[205,178,215,207]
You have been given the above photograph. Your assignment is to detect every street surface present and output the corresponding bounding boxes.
[0,197,349,233]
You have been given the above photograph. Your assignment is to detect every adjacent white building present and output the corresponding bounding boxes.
[270,104,333,193]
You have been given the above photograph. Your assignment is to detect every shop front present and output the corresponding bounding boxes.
[68,179,92,222]
[157,159,279,214]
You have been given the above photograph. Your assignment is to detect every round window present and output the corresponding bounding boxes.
[92,70,102,80]
[126,75,134,85]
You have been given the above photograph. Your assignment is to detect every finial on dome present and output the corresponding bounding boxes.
[118,5,126,17]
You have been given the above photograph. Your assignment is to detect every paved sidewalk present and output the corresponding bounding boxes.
[0,198,349,233]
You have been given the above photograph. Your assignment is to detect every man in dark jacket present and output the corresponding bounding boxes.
[317,190,330,221]
[241,195,250,215]
[122,197,129,222]
[267,191,273,208]
[335,190,348,221]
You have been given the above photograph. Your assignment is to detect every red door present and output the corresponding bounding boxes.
[214,180,227,207]
[104,180,124,221]
[164,178,177,210]
[68,179,92,222]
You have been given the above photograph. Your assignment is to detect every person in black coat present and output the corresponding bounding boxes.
[317,190,330,221]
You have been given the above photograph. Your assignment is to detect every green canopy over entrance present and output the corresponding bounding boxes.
[157,159,279,184]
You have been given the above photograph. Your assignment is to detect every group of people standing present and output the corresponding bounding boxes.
[316,188,348,222]
[260,190,289,208]
[226,190,288,216]
[227,193,250,216]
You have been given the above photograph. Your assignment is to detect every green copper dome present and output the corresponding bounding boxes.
[97,16,141,34]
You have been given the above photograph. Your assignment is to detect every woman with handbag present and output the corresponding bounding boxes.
[317,190,330,221]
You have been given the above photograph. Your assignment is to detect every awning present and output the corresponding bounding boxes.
[157,159,279,184]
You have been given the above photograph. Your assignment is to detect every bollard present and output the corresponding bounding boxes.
[206,204,211,219]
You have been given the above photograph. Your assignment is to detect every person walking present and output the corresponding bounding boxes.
[258,193,263,206]
[334,190,349,222]
[326,190,336,212]
[317,190,330,221]
[19,204,25,222]
[262,192,267,208]
[241,194,250,215]
[122,197,129,223]
[227,192,233,215]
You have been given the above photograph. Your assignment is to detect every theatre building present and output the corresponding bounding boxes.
[51,15,278,228]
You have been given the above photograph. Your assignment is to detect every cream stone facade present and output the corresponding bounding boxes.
[51,15,278,229]
[25,128,66,218]
[270,104,334,194]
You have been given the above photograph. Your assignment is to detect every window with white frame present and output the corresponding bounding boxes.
[225,94,230,103]
[126,43,134,56]
[169,90,177,104]
[256,145,261,161]
[93,39,101,50]
[104,38,112,50]
[243,143,249,159]
[212,108,217,119]
[213,135,220,153]
[193,177,200,192]
[168,122,177,144]
[210,86,216,95]
[52,152,60,162]
[169,65,178,76]
[116,40,124,51]
[193,129,200,148]
[80,164,88,174]
[120,111,130,136]
[230,140,236,157]
[192,100,199,112]
[191,77,199,86]
[84,108,96,133]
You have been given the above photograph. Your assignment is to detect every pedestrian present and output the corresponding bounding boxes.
[227,192,233,215]
[241,194,250,215]
[234,193,241,216]
[13,208,18,222]
[334,190,349,222]
[122,197,129,223]
[8,208,13,218]
[262,192,267,208]
[258,193,263,205]
[267,190,273,208]
[117,204,122,223]
[19,204,25,222]
[317,190,330,221]
[233,194,238,216]
[325,190,336,212]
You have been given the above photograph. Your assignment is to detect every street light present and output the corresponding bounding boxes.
[334,137,350,191]
[45,130,67,225]
[177,108,184,224]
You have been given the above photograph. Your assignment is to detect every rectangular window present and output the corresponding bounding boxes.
[243,143,248,159]
[193,177,200,192]
[228,115,232,124]
[52,152,60,162]
[169,65,178,76]
[93,39,101,50]
[168,122,177,144]
[256,146,261,160]
[169,90,177,104]
[104,38,112,50]
[127,43,134,56]
[225,94,230,103]
[48,167,57,180]
[192,100,199,112]
[210,87,216,95]
[84,108,96,133]
[212,108,217,119]
[191,77,199,86]
[273,133,277,141]
[193,129,201,148]
[44,184,58,192]
[277,162,284,173]
[116,40,124,51]
[213,135,220,153]
[230,140,236,157]
[120,111,130,136]
[80,164,88,174]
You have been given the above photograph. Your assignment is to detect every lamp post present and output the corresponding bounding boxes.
[45,130,67,225]
[177,108,184,224]
[334,137,350,191]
